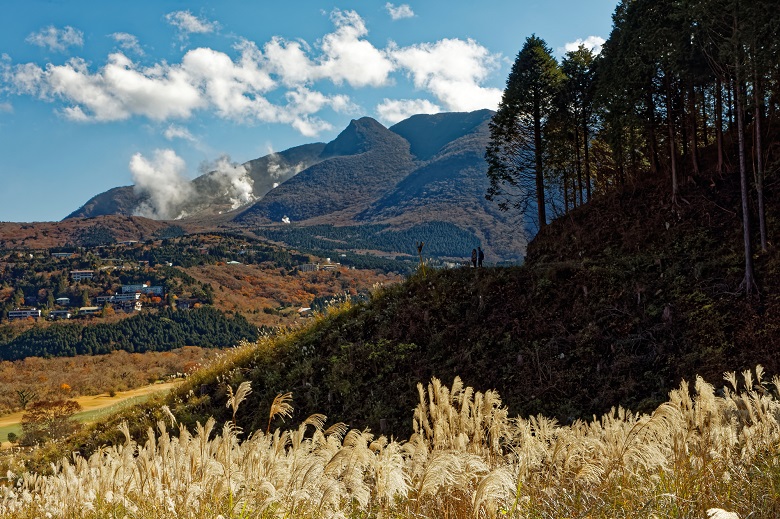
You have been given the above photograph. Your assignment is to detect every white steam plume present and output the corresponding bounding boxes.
[265,145,308,180]
[130,149,193,220]
[200,155,256,209]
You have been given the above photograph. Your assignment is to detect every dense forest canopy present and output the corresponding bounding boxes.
[0,307,258,361]
[488,0,779,294]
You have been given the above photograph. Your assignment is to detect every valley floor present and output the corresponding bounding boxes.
[0,380,179,449]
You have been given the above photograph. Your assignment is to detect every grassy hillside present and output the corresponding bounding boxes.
[165,172,775,432]
[32,162,777,466]
[5,372,780,518]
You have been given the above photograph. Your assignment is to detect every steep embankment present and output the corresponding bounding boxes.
[187,171,778,433]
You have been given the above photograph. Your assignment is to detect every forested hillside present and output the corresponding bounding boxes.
[487,0,778,299]
[255,222,480,260]
[0,307,258,361]
[71,155,777,452]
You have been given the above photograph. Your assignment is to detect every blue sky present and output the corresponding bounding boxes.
[0,0,617,222]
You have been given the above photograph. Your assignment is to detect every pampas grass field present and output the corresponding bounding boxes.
[1,366,779,518]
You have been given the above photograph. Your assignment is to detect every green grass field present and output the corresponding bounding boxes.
[72,394,152,424]
[1,392,161,446]
[0,423,20,443]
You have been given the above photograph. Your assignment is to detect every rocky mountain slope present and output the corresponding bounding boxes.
[66,143,326,220]
[235,117,416,224]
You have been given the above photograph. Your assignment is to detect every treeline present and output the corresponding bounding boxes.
[337,253,414,274]
[256,222,480,258]
[488,0,779,294]
[0,307,258,361]
[115,234,309,269]
[72,226,116,247]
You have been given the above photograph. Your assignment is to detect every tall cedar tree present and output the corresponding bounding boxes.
[559,45,597,206]
[486,35,563,229]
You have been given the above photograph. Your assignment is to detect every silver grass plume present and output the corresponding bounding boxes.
[226,381,252,426]
[266,391,293,434]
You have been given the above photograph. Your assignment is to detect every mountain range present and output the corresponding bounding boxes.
[66,110,528,261]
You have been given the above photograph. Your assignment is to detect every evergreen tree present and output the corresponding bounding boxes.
[486,35,563,229]
[559,45,597,206]
[78,289,90,308]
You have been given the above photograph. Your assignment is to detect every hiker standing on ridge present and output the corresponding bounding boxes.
[478,247,484,268]
[471,248,477,268]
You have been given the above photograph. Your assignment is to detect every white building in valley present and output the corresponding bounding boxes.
[8,308,42,320]
[70,270,95,281]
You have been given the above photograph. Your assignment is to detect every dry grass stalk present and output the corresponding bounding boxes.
[1,368,779,518]
[266,391,293,434]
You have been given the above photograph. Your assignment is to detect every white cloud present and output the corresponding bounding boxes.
[130,149,193,220]
[25,26,83,52]
[376,98,440,124]
[163,124,196,142]
[0,102,12,114]
[8,62,47,96]
[317,10,394,88]
[15,53,206,122]
[563,36,605,55]
[390,38,502,111]
[6,46,352,134]
[111,33,143,55]
[165,10,220,35]
[180,41,275,121]
[385,3,415,20]
[6,9,503,136]
[283,87,356,136]
[262,11,393,88]
[263,37,316,86]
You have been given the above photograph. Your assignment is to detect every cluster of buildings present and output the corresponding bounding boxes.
[95,293,143,313]
[298,258,342,272]
[7,308,42,320]
[7,306,101,321]
[6,283,166,322]
[70,270,94,281]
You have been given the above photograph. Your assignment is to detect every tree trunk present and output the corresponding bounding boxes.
[753,68,767,251]
[716,77,724,175]
[665,74,679,203]
[735,60,755,295]
[727,76,733,128]
[688,81,700,176]
[701,86,709,145]
[645,90,661,176]
[629,125,638,180]
[681,89,689,181]
[583,116,592,202]
[575,126,583,206]
[534,99,546,227]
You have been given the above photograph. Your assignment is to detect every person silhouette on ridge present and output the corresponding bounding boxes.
[478,247,484,268]
[471,248,477,268]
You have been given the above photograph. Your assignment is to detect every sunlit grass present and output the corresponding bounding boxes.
[2,366,780,518]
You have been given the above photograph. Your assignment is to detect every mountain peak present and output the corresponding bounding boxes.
[390,109,493,160]
[321,117,396,157]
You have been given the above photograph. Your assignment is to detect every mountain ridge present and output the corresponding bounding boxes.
[63,110,527,261]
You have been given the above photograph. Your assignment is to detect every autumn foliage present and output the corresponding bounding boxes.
[20,399,82,446]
